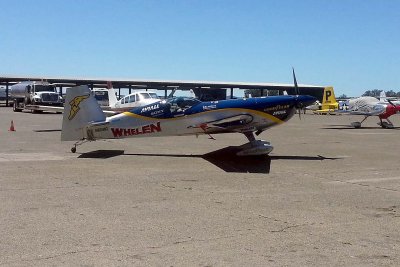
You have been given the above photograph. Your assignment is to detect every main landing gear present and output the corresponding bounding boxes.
[351,116,394,129]
[236,132,273,156]
[351,116,368,128]
[378,118,394,129]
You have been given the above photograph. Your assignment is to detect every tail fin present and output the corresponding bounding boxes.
[107,81,119,108]
[380,90,387,102]
[189,89,196,98]
[321,86,338,110]
[61,85,106,141]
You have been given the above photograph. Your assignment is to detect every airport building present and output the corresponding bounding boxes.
[0,75,329,105]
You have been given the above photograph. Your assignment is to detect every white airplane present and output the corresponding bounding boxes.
[341,95,400,128]
[106,82,161,112]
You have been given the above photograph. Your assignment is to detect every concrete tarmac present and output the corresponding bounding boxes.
[0,107,399,266]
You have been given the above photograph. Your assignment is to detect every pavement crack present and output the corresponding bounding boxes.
[0,249,90,265]
[270,224,305,233]
[172,235,236,246]
[40,250,90,260]
[0,248,135,265]
[161,184,176,189]
[257,214,306,233]
[331,180,400,193]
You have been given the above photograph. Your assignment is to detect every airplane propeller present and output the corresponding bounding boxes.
[292,67,302,119]
[387,99,400,114]
[292,67,299,95]
[387,99,396,107]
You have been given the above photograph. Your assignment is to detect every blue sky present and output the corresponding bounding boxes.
[0,0,399,96]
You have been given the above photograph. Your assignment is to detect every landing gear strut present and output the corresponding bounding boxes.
[70,139,90,153]
[236,132,273,156]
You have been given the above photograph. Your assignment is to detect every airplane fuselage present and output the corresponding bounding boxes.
[86,96,313,140]
[348,96,400,118]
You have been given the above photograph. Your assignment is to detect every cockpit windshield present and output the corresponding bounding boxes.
[134,96,202,118]
[166,97,201,112]
[35,85,56,93]
[93,91,108,101]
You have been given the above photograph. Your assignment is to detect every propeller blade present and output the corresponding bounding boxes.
[388,99,396,107]
[292,67,299,95]
[293,67,301,119]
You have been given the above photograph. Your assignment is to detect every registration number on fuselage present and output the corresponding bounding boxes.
[141,104,159,113]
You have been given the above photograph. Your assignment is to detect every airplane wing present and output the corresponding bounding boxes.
[25,105,64,113]
[330,109,366,116]
[25,105,118,116]
[188,114,254,131]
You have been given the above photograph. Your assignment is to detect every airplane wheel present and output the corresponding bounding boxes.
[13,101,22,112]
[381,122,394,129]
[71,147,76,153]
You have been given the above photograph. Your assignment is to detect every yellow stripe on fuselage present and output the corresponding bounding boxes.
[122,108,285,124]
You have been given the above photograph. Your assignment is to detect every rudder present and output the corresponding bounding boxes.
[107,81,119,108]
[322,86,338,110]
[61,85,106,141]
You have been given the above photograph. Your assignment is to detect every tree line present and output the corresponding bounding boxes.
[340,89,400,99]
[245,89,400,99]
[361,89,400,98]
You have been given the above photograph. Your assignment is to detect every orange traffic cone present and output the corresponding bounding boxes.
[9,120,15,131]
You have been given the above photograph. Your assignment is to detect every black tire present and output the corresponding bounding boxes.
[71,147,76,153]
[13,100,22,112]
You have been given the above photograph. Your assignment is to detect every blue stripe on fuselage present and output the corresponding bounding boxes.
[128,96,297,119]
[189,96,297,114]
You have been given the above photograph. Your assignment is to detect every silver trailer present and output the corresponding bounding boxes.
[10,81,63,112]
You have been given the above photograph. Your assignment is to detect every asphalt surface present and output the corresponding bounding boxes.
[1,107,399,266]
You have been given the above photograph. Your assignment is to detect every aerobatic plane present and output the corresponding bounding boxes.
[341,96,400,128]
[61,75,316,156]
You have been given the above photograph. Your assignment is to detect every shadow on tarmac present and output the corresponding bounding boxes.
[322,125,400,130]
[34,129,62,132]
[78,147,341,174]
[78,150,125,159]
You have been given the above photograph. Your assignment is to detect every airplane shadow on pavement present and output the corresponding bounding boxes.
[322,125,400,130]
[78,147,341,174]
